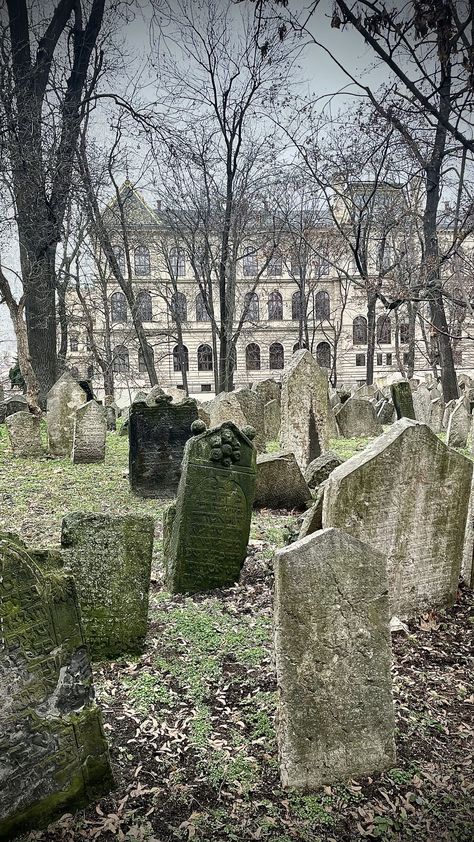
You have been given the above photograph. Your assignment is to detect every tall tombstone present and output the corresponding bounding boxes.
[129,396,198,497]
[274,528,395,789]
[429,397,444,433]
[412,384,432,425]
[6,410,42,457]
[446,397,470,449]
[164,420,257,593]
[264,398,281,441]
[0,533,113,839]
[252,378,281,407]
[72,400,107,464]
[209,388,265,452]
[61,513,154,659]
[390,380,416,420]
[280,349,337,470]
[46,372,87,456]
[335,397,383,438]
[323,419,472,618]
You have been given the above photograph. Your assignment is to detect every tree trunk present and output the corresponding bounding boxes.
[366,291,376,385]
[57,283,68,374]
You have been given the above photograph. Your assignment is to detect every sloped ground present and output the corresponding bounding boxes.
[0,427,472,842]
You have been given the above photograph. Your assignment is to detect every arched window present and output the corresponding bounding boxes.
[243,253,257,277]
[246,343,261,371]
[377,314,391,344]
[293,341,307,352]
[171,292,187,322]
[138,344,154,373]
[197,344,213,371]
[352,315,367,345]
[111,291,127,323]
[70,336,78,352]
[173,345,189,372]
[316,341,331,368]
[292,291,303,320]
[196,292,211,322]
[399,322,409,344]
[134,245,150,276]
[112,345,129,373]
[136,290,152,321]
[315,290,330,321]
[112,245,125,274]
[269,342,284,370]
[268,291,283,320]
[170,247,186,277]
[267,250,283,277]
[244,292,259,322]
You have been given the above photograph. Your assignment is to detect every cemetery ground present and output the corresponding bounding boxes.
[1,426,473,842]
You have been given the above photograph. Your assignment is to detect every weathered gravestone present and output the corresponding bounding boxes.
[129,396,198,496]
[305,451,343,490]
[390,380,416,420]
[252,378,281,407]
[429,398,444,433]
[376,398,396,425]
[254,452,310,510]
[461,472,474,588]
[72,401,107,464]
[209,388,265,452]
[298,482,327,539]
[6,410,42,457]
[0,395,28,423]
[0,533,113,839]
[274,527,395,789]
[280,350,337,469]
[264,398,281,441]
[442,398,457,431]
[335,397,383,438]
[46,372,87,456]
[446,397,470,449]
[164,420,256,593]
[61,513,154,659]
[323,419,472,618]
[412,384,432,425]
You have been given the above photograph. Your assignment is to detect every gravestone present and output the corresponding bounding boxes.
[274,527,395,789]
[442,398,456,430]
[335,398,383,438]
[106,405,117,431]
[461,472,474,588]
[61,513,154,659]
[429,398,444,433]
[46,372,87,456]
[164,420,256,593]
[264,398,281,441]
[197,400,212,428]
[0,395,28,423]
[446,397,470,449]
[376,398,396,425]
[132,390,148,403]
[390,380,415,420]
[412,384,432,425]
[0,533,113,838]
[129,396,198,496]
[298,482,326,539]
[323,419,472,618]
[280,350,337,469]
[254,452,310,510]
[146,385,166,405]
[6,410,42,457]
[252,378,281,407]
[209,388,265,452]
[72,401,106,464]
[305,451,343,490]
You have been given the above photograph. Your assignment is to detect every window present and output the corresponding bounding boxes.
[356,353,365,366]
[293,341,307,352]
[138,345,154,373]
[316,341,331,369]
[136,291,152,321]
[352,316,367,345]
[112,346,129,374]
[112,245,125,273]
[267,250,282,277]
[386,353,393,366]
[377,314,391,344]
[269,342,284,370]
[399,322,409,344]
[377,353,383,366]
[134,245,150,276]
[196,292,211,322]
[170,247,185,277]
[87,364,94,379]
[290,252,301,277]
[201,384,212,392]
[173,345,189,372]
[244,292,259,322]
[292,291,304,320]
[243,252,258,277]
[246,343,261,371]
[111,291,127,323]
[198,344,213,371]
[70,336,78,352]
[268,291,283,320]
[315,290,330,321]
[171,292,187,322]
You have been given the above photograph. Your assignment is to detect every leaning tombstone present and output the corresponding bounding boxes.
[323,418,472,618]
[252,378,281,406]
[390,380,416,420]
[305,451,343,491]
[209,388,265,451]
[0,533,114,839]
[254,452,310,510]
[72,400,107,464]
[164,420,256,593]
[61,513,154,659]
[264,398,281,441]
[298,481,327,539]
[335,397,383,438]
[376,398,396,425]
[280,349,337,469]
[274,527,395,789]
[46,372,87,456]
[6,410,42,457]
[129,396,198,496]
[446,397,470,449]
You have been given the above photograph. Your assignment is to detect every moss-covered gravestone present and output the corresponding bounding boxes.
[274,527,395,789]
[0,533,113,840]
[61,513,154,659]
[164,420,257,593]
[6,410,43,457]
[390,380,416,420]
[129,396,198,496]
